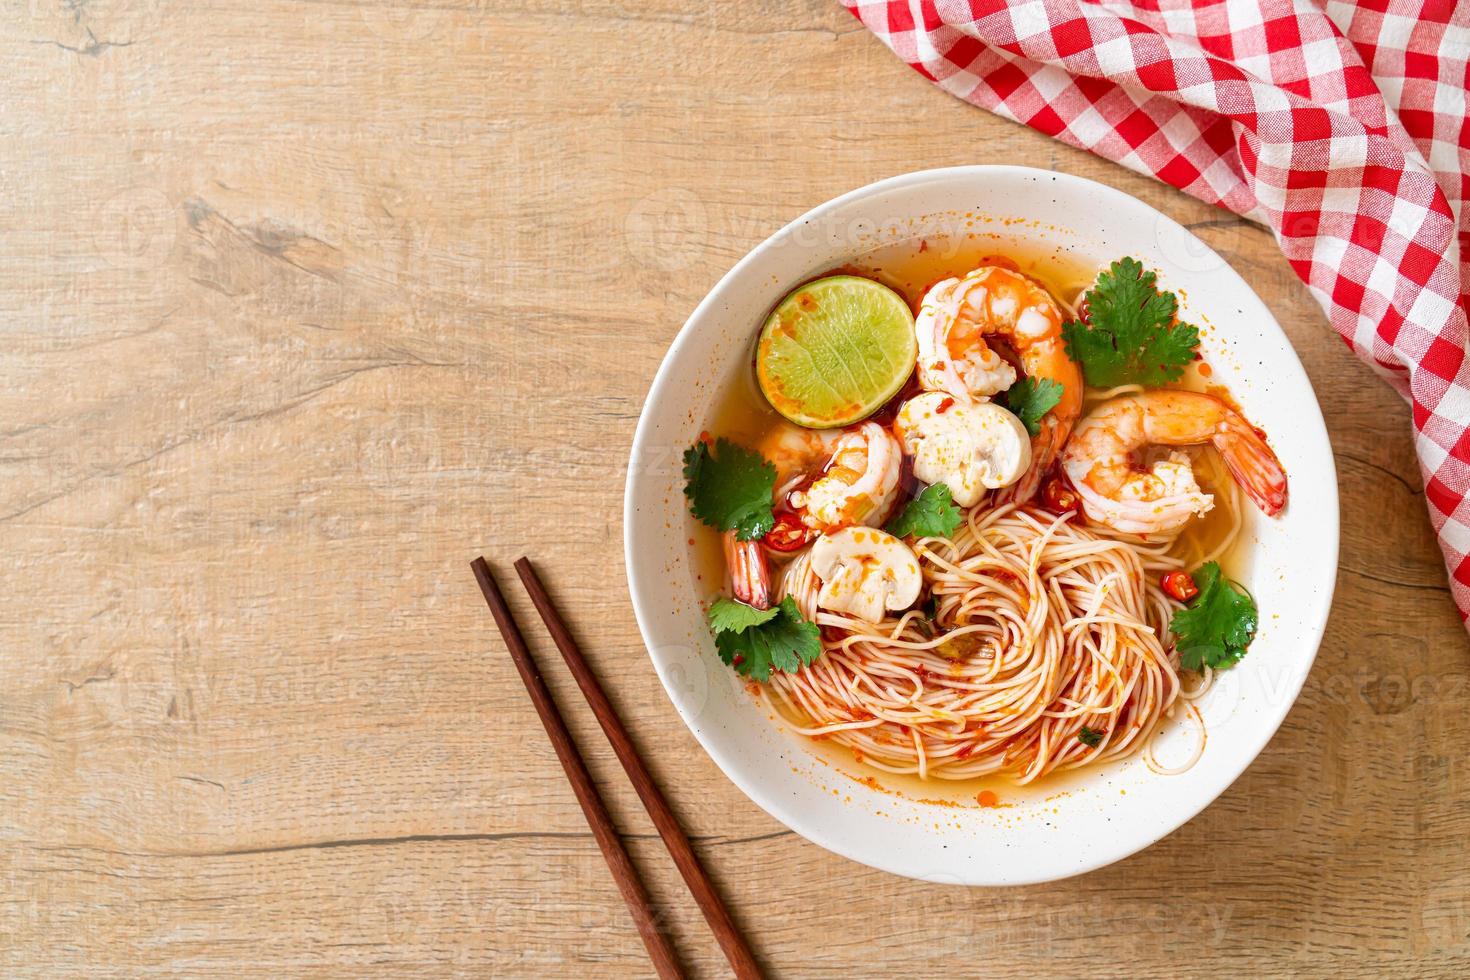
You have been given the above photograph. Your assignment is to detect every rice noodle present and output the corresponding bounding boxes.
[766,480,1240,784]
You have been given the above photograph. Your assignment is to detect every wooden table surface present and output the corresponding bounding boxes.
[3,2,1466,977]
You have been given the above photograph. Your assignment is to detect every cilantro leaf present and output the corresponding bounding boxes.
[707,596,779,633]
[1001,377,1064,437]
[682,438,776,541]
[1061,257,1200,387]
[1169,562,1258,671]
[709,595,821,682]
[886,483,963,538]
[1077,726,1104,748]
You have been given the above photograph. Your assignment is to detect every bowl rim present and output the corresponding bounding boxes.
[624,165,1340,885]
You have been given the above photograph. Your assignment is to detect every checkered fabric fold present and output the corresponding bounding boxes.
[845,0,1470,625]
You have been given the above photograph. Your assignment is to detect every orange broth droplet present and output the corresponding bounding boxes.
[976,790,999,808]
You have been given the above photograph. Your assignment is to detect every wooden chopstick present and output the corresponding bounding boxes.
[514,557,765,980]
[469,557,685,980]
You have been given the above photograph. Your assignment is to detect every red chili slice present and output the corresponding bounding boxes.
[1161,570,1199,602]
[762,512,812,552]
[1040,476,1079,514]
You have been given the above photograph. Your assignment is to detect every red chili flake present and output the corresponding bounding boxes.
[732,653,745,666]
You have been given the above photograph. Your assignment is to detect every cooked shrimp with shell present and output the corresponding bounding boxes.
[683,246,1288,788]
[914,264,1083,500]
[1061,389,1287,535]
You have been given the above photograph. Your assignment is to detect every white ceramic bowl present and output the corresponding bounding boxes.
[624,166,1338,885]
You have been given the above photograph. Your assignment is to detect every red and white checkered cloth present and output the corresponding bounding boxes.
[845,0,1470,625]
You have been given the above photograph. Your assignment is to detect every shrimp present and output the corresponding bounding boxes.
[723,422,901,606]
[756,422,839,496]
[788,422,902,532]
[1060,390,1288,535]
[723,530,771,609]
[915,265,1082,499]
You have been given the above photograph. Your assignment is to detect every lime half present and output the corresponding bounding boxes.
[755,276,917,429]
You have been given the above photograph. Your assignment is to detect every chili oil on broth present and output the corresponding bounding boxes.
[694,237,1249,807]
[843,232,1099,314]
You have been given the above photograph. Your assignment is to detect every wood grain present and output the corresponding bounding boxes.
[472,557,685,979]
[1,1,1465,977]
[514,558,762,979]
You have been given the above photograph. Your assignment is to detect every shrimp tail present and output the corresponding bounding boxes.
[1213,417,1288,516]
[1006,455,1045,504]
[723,530,772,609]
[1008,416,1070,503]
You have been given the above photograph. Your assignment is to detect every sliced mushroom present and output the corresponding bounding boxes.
[808,526,923,624]
[892,392,1031,506]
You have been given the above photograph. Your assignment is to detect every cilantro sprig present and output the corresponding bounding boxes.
[682,438,776,541]
[708,596,821,682]
[1169,562,1258,671]
[1061,257,1199,387]
[1001,377,1064,437]
[886,483,963,539]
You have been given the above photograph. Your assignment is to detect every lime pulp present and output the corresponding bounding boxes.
[755,276,917,429]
